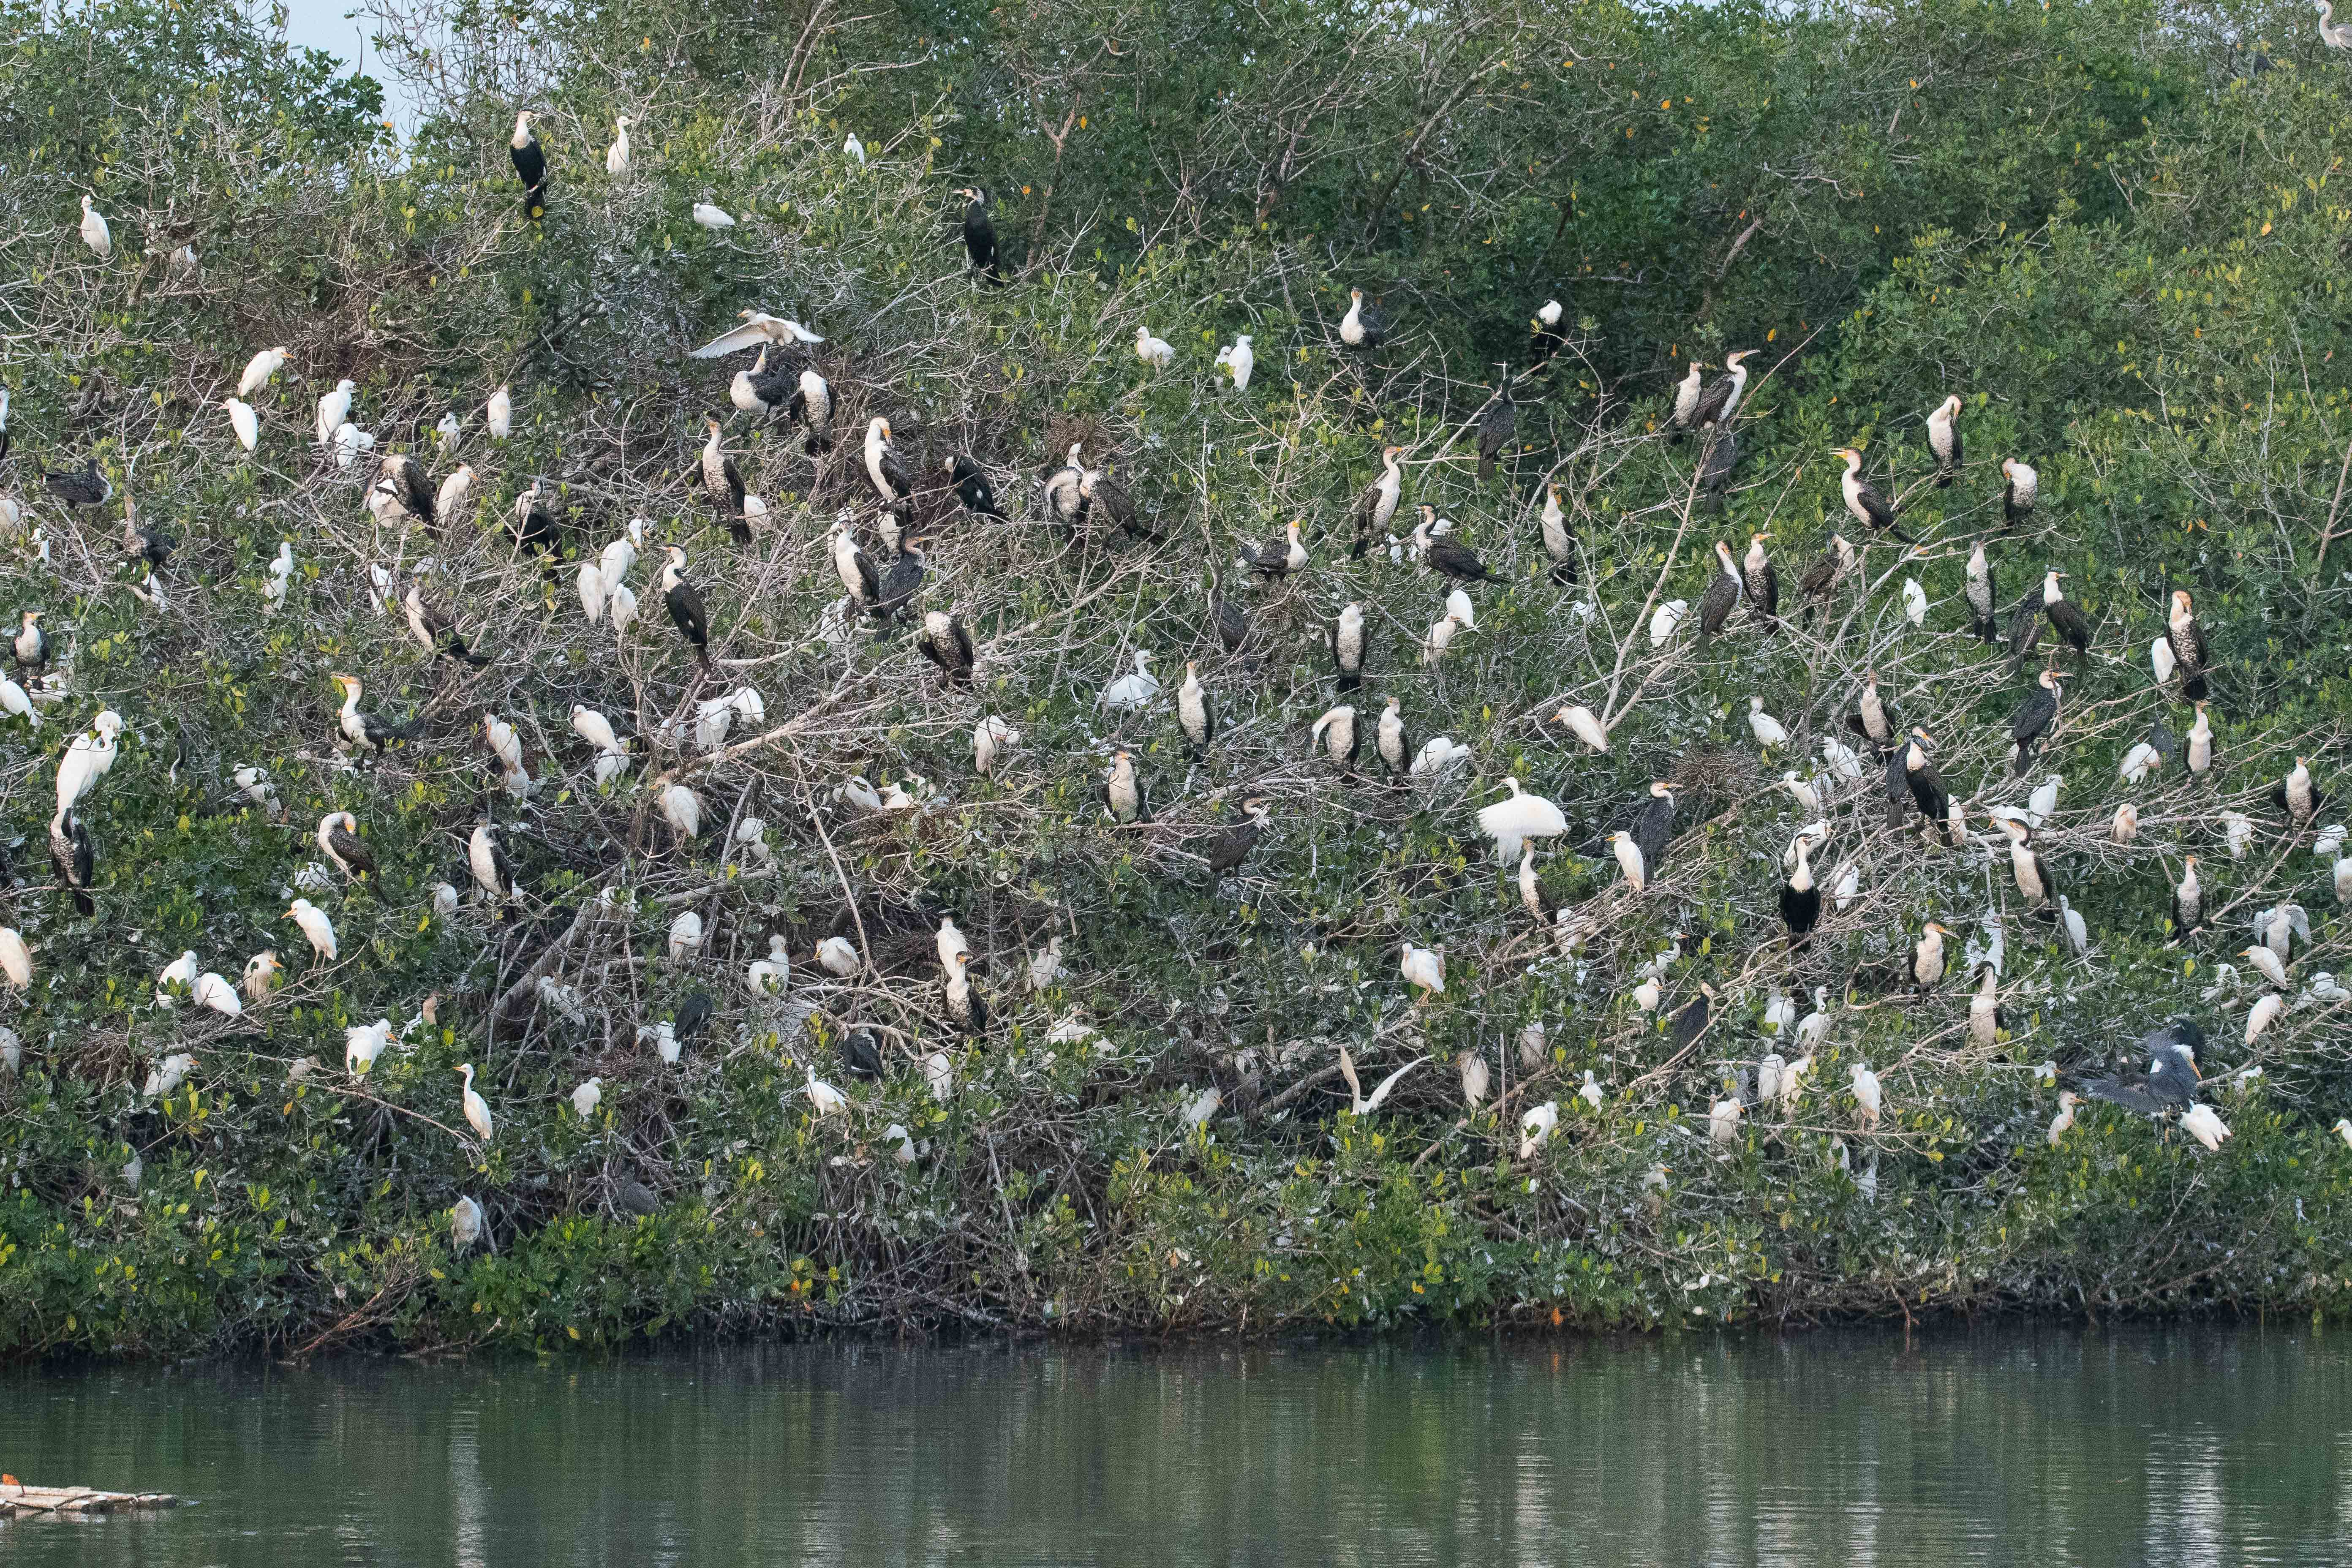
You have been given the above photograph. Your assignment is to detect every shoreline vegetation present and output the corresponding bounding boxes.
[3,0,2351,1362]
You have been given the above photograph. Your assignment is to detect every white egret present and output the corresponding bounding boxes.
[1517,1101,1560,1158]
[2181,1103,2232,1153]
[1400,943,1445,999]
[1553,704,1610,753]
[143,1052,197,1098]
[1477,776,1567,867]
[79,193,111,256]
[456,1063,494,1141]
[285,898,337,960]
[2047,1090,2080,1146]
[816,936,861,977]
[669,909,705,961]
[1133,324,1175,366]
[747,934,790,995]
[572,1076,603,1120]
[1851,1062,1883,1128]
[1747,697,1790,750]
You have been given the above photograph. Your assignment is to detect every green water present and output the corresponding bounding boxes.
[3,1326,2349,1564]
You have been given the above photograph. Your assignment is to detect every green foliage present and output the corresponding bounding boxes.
[3,0,2352,1361]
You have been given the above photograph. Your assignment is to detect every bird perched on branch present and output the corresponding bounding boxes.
[1831,446,1905,542]
[1353,446,1404,558]
[1475,384,1515,479]
[958,187,1002,282]
[1926,393,1963,485]
[942,454,1004,519]
[660,547,712,668]
[509,110,546,218]
[1339,289,1388,349]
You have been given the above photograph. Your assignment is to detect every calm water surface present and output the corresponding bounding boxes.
[4,1325,2350,1564]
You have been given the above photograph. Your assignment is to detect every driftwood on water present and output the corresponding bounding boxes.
[0,1478,187,1517]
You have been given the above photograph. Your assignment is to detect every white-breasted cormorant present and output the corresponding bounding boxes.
[1331,601,1367,690]
[1538,482,1576,584]
[1177,660,1213,753]
[509,111,546,217]
[1241,519,1306,579]
[1996,815,2055,914]
[1926,393,1963,486]
[862,417,913,511]
[661,547,712,668]
[1102,749,1148,823]
[1696,539,1743,640]
[1964,540,1996,643]
[331,674,413,755]
[831,518,880,608]
[2273,756,2323,827]
[1781,833,1820,944]
[699,417,749,541]
[1339,289,1387,349]
[920,611,975,683]
[2167,589,2210,700]
[787,365,835,453]
[1669,360,1705,439]
[1080,466,1157,541]
[49,807,93,915]
[317,811,377,882]
[1353,445,1403,558]
[1887,727,1951,834]
[1692,350,1756,428]
[2040,569,2091,663]
[1376,695,1410,776]
[13,610,48,671]
[1417,508,1491,582]
[380,452,436,530]
[468,818,519,904]
[1831,446,1903,540]
[1741,532,1778,626]
[1310,704,1361,769]
[405,583,490,665]
[2000,457,2037,528]
[2173,855,2203,932]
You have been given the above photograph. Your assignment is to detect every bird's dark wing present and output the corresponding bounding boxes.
[2079,1075,2169,1115]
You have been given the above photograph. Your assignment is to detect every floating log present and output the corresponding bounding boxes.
[0,1478,186,1517]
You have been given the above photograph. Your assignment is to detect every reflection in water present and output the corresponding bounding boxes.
[3,1325,2350,1565]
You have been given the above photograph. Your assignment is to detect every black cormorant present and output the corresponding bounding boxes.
[1081,467,1158,542]
[2081,1019,2202,1114]
[872,540,927,624]
[1797,534,1854,624]
[44,460,111,509]
[660,546,713,668]
[958,187,1002,283]
[1206,797,1271,886]
[1697,422,1739,504]
[2009,669,2063,774]
[2004,588,2044,670]
[1631,781,1675,874]
[1475,385,1515,480]
[943,454,1005,519]
[509,481,563,568]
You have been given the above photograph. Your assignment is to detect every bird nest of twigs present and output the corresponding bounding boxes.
[1669,747,1767,818]
[1043,411,1118,471]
